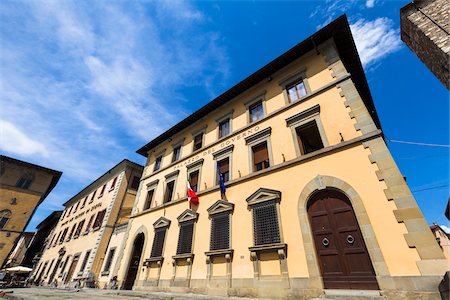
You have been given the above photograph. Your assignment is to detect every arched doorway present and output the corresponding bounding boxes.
[123,233,145,290]
[307,189,378,290]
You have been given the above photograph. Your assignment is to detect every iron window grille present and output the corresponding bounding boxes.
[210,213,230,251]
[252,200,281,245]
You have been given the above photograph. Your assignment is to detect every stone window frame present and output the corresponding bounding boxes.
[285,104,329,157]
[163,170,180,204]
[101,247,117,276]
[246,188,288,282]
[244,91,267,125]
[186,159,204,195]
[213,145,234,185]
[143,179,159,210]
[0,209,11,229]
[205,200,234,283]
[15,172,35,189]
[78,249,91,275]
[278,67,311,105]
[153,149,166,173]
[245,127,274,173]
[171,209,198,286]
[215,110,234,140]
[191,125,207,152]
[171,138,185,163]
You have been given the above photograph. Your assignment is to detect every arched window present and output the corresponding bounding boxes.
[0,209,12,229]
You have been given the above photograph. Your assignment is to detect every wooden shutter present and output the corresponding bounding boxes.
[194,133,203,150]
[164,181,175,203]
[189,171,199,192]
[144,190,154,210]
[253,142,269,166]
[176,222,194,254]
[151,228,167,257]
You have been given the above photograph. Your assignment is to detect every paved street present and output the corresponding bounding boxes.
[1,288,261,300]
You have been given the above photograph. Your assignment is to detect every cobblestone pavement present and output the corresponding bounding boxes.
[1,288,262,300]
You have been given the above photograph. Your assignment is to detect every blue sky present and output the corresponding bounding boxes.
[1,0,448,232]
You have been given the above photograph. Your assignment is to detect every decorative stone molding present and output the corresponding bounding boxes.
[177,209,198,223]
[186,158,204,170]
[207,200,234,215]
[246,188,281,206]
[171,253,194,287]
[244,127,272,145]
[249,243,289,288]
[205,249,233,286]
[212,145,234,159]
[164,170,180,179]
[153,216,171,229]
[285,105,320,127]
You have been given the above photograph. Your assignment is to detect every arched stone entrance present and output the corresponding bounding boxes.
[297,175,390,291]
[307,189,378,289]
[123,233,145,290]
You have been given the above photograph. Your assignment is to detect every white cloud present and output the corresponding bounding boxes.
[366,0,376,8]
[0,121,49,157]
[350,18,402,66]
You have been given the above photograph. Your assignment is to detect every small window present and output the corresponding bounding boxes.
[176,222,194,255]
[89,191,96,204]
[103,248,116,272]
[59,228,68,244]
[79,250,91,272]
[15,173,34,189]
[296,121,324,155]
[249,101,264,123]
[81,196,88,208]
[93,209,106,230]
[193,132,203,151]
[74,219,85,238]
[172,145,181,162]
[99,184,106,196]
[61,210,66,219]
[164,181,175,204]
[287,80,307,102]
[218,118,230,139]
[73,201,80,213]
[210,213,230,251]
[154,156,162,172]
[85,214,95,234]
[217,157,230,183]
[67,205,73,216]
[144,189,155,210]
[110,177,118,190]
[53,232,61,247]
[188,170,199,193]
[150,228,167,258]
[130,176,140,190]
[252,142,270,172]
[252,201,280,245]
[0,210,11,229]
[67,223,77,241]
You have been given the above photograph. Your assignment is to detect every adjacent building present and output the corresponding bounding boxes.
[5,232,34,267]
[430,223,450,264]
[112,15,447,299]
[400,0,450,89]
[32,159,142,287]
[0,155,62,268]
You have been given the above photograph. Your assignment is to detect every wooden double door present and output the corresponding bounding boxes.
[308,189,379,290]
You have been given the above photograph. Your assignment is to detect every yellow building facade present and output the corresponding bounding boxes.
[33,159,142,287]
[114,16,448,299]
[0,155,61,268]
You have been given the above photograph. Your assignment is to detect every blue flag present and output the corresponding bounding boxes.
[216,161,226,196]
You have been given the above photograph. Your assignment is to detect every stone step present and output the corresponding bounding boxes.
[316,289,385,300]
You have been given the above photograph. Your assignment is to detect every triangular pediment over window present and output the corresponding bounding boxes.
[246,188,281,206]
[177,209,198,223]
[153,216,171,229]
[207,200,234,216]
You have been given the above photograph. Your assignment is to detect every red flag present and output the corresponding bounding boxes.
[187,181,199,205]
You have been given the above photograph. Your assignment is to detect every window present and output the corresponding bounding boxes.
[59,228,68,244]
[15,173,34,189]
[48,234,56,248]
[130,176,140,190]
[286,105,327,157]
[252,142,270,171]
[193,132,203,151]
[0,210,11,229]
[67,205,73,216]
[216,157,230,183]
[73,201,80,214]
[188,170,199,192]
[177,222,194,255]
[172,145,181,162]
[151,228,167,258]
[249,101,264,123]
[110,177,118,190]
[246,188,283,247]
[164,181,175,204]
[210,213,230,251]
[79,250,90,272]
[99,184,106,197]
[154,156,162,172]
[296,121,324,155]
[74,219,85,238]
[93,209,106,230]
[67,223,77,241]
[85,214,95,234]
[61,210,66,219]
[144,189,155,210]
[81,196,88,208]
[88,191,96,204]
[53,232,61,247]
[218,118,230,139]
[103,248,116,272]
[287,80,307,102]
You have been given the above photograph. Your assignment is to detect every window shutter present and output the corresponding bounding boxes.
[189,171,199,192]
[176,222,194,254]
[151,228,167,257]
[144,190,154,210]
[253,142,269,165]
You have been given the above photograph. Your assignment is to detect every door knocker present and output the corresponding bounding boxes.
[346,234,355,244]
[322,237,330,247]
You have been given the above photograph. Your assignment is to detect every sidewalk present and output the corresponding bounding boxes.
[1,287,260,300]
